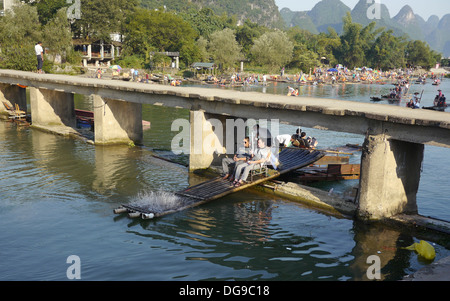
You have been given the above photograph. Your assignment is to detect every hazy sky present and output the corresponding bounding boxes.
[275,0,450,19]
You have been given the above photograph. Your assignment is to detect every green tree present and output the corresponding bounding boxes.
[180,8,228,39]
[235,19,268,57]
[335,13,365,68]
[368,30,407,70]
[405,40,441,69]
[0,5,42,71]
[71,0,139,41]
[208,28,242,71]
[250,31,294,72]
[335,13,382,68]
[196,37,209,62]
[36,0,68,25]
[122,9,199,67]
[316,28,341,67]
[43,8,73,63]
[287,27,321,71]
[289,43,319,72]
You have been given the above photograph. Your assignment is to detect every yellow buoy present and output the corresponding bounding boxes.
[404,240,436,261]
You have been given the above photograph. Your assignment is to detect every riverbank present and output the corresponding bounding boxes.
[80,65,440,88]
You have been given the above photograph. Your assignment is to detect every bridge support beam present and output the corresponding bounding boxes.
[0,83,27,116]
[29,87,76,127]
[358,134,423,220]
[189,110,229,172]
[92,95,143,145]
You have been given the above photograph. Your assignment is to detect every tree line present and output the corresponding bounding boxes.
[0,1,442,73]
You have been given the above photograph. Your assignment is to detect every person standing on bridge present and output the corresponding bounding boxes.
[35,41,44,74]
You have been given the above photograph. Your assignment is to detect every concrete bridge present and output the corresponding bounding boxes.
[1,69,449,221]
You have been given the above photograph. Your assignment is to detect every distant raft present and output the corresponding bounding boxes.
[114,147,325,220]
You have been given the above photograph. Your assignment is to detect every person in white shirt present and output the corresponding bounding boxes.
[275,134,292,148]
[232,138,271,187]
[35,42,44,74]
[412,92,421,108]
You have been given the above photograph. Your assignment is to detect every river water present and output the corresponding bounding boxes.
[0,78,449,281]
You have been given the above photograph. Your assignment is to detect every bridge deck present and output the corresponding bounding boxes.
[115,148,324,219]
[1,70,449,148]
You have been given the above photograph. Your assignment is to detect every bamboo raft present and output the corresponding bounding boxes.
[114,148,325,220]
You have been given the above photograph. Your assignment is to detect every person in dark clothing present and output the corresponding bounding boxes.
[221,137,252,181]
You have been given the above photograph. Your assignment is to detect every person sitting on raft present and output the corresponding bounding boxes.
[222,137,252,182]
[297,132,311,148]
[287,86,295,96]
[437,94,446,107]
[232,138,271,187]
[407,94,420,109]
[290,131,318,149]
[434,91,446,107]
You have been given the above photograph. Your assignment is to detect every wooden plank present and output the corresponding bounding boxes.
[294,163,360,183]
[327,164,360,175]
[315,155,350,165]
[339,164,360,175]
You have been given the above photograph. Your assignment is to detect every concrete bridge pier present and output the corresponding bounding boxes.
[189,110,228,172]
[357,134,423,220]
[29,87,76,128]
[92,95,143,145]
[0,83,27,114]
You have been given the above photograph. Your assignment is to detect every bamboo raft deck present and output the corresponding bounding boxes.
[114,148,325,220]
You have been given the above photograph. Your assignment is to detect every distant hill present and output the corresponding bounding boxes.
[280,8,318,34]
[280,0,450,57]
[308,0,350,32]
[140,0,284,29]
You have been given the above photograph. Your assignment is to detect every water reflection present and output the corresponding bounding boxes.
[350,221,413,281]
[93,145,142,194]
[117,188,448,281]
